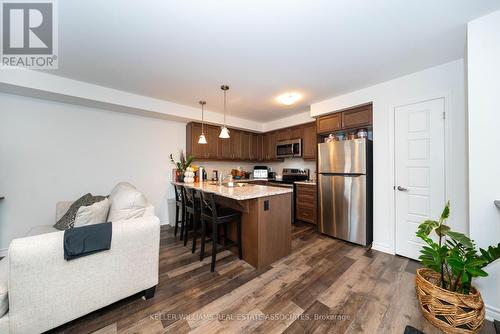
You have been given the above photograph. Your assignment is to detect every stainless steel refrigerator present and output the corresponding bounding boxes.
[318,139,373,246]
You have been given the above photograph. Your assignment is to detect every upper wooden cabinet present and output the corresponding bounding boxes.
[276,128,291,142]
[186,121,318,162]
[186,123,206,159]
[262,132,278,161]
[317,113,342,133]
[342,104,372,129]
[239,132,251,160]
[302,122,317,160]
[218,135,232,160]
[316,104,373,134]
[231,131,243,160]
[290,126,302,140]
[205,125,219,159]
[250,134,262,161]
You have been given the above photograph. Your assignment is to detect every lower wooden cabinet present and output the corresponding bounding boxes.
[295,183,317,224]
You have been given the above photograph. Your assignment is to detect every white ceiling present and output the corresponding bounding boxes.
[54,0,500,122]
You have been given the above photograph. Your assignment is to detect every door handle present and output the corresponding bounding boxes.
[397,186,408,192]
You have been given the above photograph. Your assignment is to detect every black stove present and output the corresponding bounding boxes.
[267,168,309,187]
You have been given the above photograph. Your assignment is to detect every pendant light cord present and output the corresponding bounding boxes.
[221,85,229,128]
[199,100,206,134]
[223,89,227,127]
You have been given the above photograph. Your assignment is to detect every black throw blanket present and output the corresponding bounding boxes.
[64,222,112,261]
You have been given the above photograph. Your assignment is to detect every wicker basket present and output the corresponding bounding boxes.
[415,268,485,334]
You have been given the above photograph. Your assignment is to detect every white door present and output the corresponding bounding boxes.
[395,98,446,260]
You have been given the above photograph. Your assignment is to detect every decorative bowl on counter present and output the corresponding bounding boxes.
[184,167,195,183]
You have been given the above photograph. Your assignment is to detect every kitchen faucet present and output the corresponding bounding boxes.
[218,173,233,185]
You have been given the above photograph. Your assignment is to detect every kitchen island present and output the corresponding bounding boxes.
[171,181,292,270]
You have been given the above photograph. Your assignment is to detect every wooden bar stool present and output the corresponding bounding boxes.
[182,186,201,253]
[173,184,185,240]
[199,190,242,272]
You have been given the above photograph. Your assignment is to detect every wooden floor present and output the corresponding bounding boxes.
[51,223,496,334]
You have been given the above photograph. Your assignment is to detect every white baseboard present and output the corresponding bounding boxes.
[485,303,500,321]
[371,242,395,255]
[0,248,7,257]
[159,220,173,227]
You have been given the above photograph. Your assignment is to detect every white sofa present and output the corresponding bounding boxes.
[0,191,160,333]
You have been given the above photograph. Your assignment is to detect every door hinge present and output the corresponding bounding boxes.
[443,112,446,119]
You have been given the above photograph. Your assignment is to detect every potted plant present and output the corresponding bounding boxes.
[415,202,500,334]
[169,150,194,182]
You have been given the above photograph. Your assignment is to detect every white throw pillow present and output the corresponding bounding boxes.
[74,197,110,227]
[107,182,148,222]
[0,257,8,317]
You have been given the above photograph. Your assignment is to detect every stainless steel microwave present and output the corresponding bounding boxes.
[276,139,302,158]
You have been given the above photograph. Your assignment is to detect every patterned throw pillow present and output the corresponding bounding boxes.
[53,194,107,230]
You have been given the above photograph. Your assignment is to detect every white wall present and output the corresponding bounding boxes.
[311,59,467,254]
[262,111,315,132]
[0,69,264,132]
[467,9,500,321]
[0,92,186,252]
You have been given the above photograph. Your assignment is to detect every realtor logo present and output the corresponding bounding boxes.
[1,0,58,69]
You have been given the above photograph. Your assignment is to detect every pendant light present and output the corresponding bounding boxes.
[219,85,230,139]
[198,100,207,144]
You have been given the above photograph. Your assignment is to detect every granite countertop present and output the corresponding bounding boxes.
[294,181,317,186]
[171,181,292,200]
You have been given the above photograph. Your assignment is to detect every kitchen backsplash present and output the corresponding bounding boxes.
[194,159,316,180]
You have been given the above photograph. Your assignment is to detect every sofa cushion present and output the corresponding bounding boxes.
[0,313,8,334]
[53,194,106,230]
[107,182,147,222]
[74,197,110,227]
[0,257,8,318]
[25,225,58,237]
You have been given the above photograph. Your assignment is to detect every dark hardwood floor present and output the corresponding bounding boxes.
[50,223,496,334]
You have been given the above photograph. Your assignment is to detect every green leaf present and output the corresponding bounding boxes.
[435,225,451,237]
[478,243,500,267]
[417,220,439,237]
[447,231,474,249]
[447,258,464,271]
[466,267,488,277]
[464,257,485,266]
[440,201,450,222]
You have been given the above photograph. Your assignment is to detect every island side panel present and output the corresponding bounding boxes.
[213,193,292,270]
[257,193,292,269]
[214,196,259,268]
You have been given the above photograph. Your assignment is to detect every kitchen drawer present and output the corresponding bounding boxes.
[296,184,317,194]
[296,193,316,204]
[296,205,317,224]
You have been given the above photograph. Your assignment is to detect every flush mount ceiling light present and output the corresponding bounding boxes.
[219,85,230,139]
[198,100,207,144]
[277,92,302,106]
